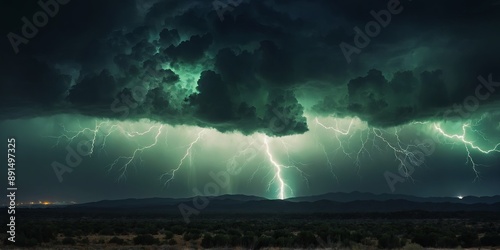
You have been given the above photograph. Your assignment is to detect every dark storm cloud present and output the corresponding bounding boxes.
[164,33,213,63]
[67,70,121,105]
[314,69,455,127]
[1,0,500,135]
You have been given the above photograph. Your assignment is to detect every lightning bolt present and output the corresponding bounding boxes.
[433,121,500,180]
[279,139,310,188]
[315,117,432,181]
[45,120,116,157]
[161,129,206,186]
[224,134,309,199]
[46,121,97,148]
[319,142,338,183]
[355,130,372,174]
[315,117,370,178]
[434,122,500,154]
[88,121,109,156]
[106,125,164,181]
[48,119,172,182]
[372,128,424,180]
[98,124,119,156]
[45,113,499,198]
[263,136,292,200]
[315,117,354,158]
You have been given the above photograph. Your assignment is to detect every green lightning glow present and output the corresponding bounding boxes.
[315,117,429,180]
[46,121,109,152]
[263,136,291,200]
[44,114,499,199]
[434,121,500,179]
[47,120,170,181]
[161,129,206,186]
[433,122,500,154]
[225,135,308,199]
[372,127,424,179]
[108,125,164,181]
[315,117,373,177]
[161,63,205,94]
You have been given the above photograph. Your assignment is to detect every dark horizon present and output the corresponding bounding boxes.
[5,191,500,206]
[1,0,500,211]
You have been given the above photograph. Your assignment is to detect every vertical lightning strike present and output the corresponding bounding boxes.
[47,112,500,196]
[46,123,95,147]
[320,143,338,183]
[98,124,119,156]
[225,135,308,199]
[88,121,109,156]
[161,130,206,186]
[46,120,115,156]
[355,131,372,174]
[279,139,310,188]
[263,136,291,200]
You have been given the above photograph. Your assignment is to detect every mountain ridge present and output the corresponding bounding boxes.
[62,192,500,214]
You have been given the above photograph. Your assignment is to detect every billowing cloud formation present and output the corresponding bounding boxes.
[1,0,500,135]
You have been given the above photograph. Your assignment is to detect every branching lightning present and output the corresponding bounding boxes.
[434,122,500,154]
[45,112,499,199]
[225,135,309,199]
[320,142,338,183]
[372,128,423,180]
[48,118,310,199]
[279,139,310,188]
[314,115,499,185]
[355,131,372,174]
[315,117,429,181]
[263,136,292,200]
[46,121,110,154]
[161,129,206,186]
[315,117,355,158]
[315,117,373,179]
[433,121,500,180]
[107,125,164,181]
[47,120,172,181]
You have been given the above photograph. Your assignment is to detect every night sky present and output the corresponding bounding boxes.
[1,0,500,203]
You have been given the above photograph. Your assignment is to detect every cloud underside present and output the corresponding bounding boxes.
[1,0,499,135]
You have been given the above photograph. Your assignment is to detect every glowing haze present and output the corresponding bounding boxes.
[0,0,499,203]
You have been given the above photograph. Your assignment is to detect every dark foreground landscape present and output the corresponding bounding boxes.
[2,192,500,249]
